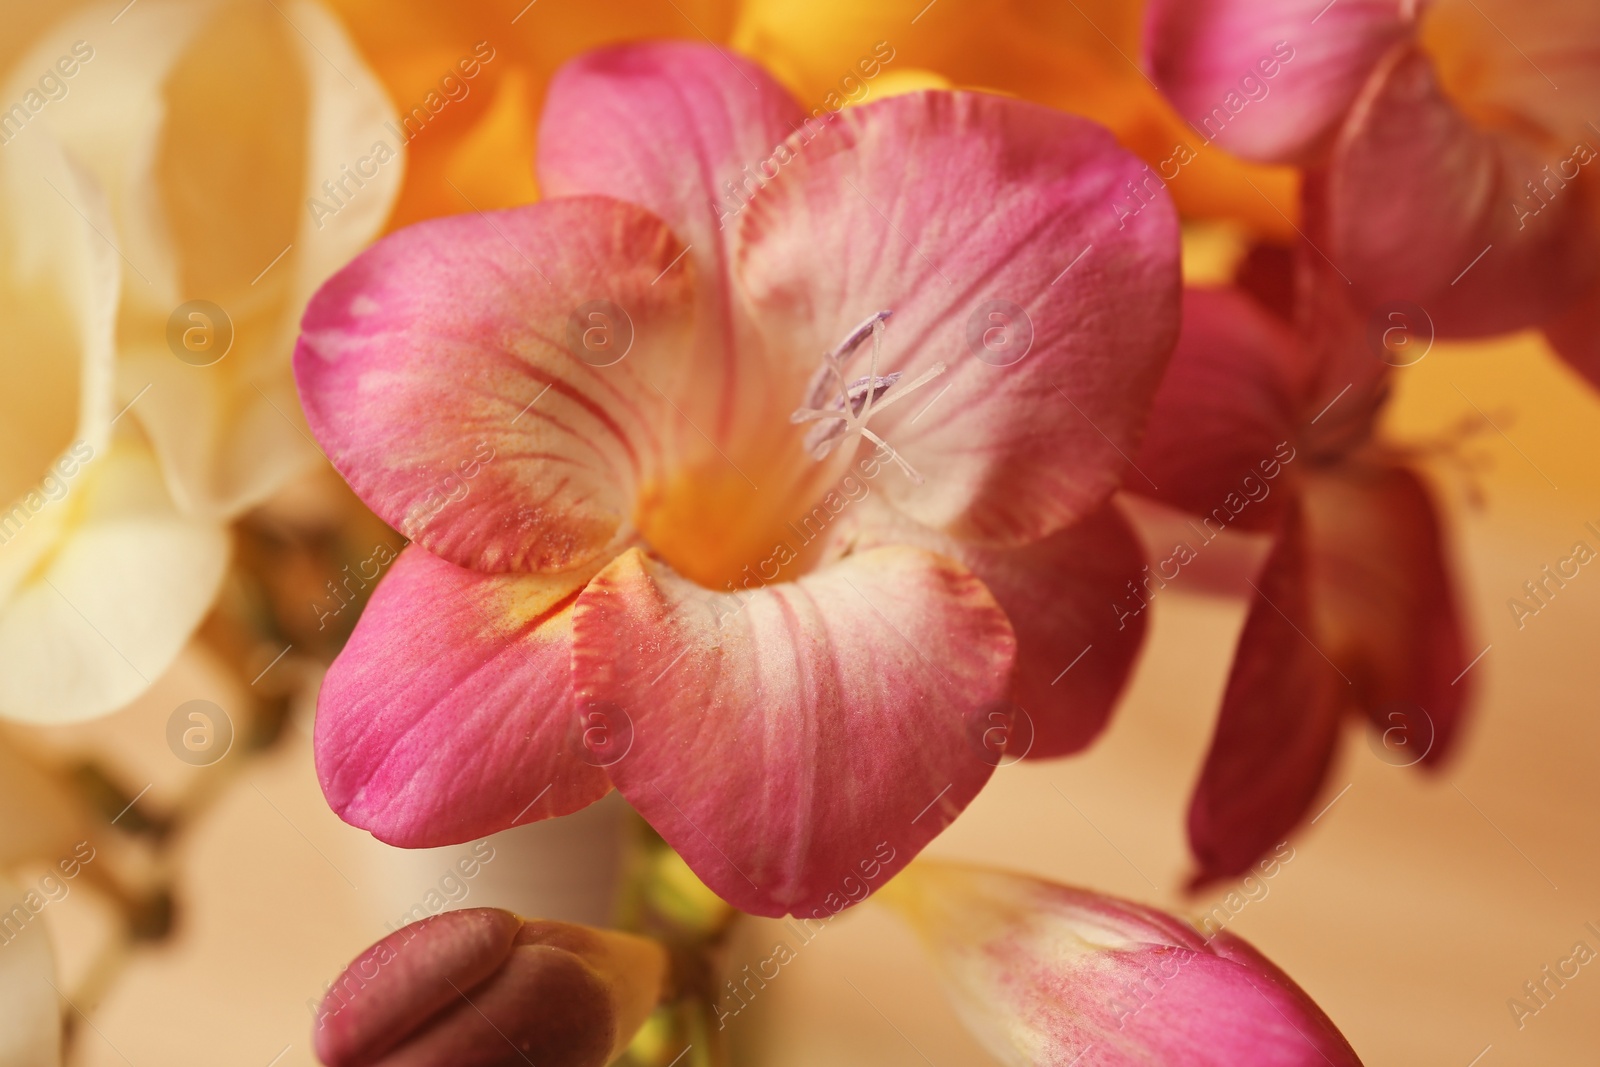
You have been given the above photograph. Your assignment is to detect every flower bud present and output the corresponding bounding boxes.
[313,908,667,1067]
[878,862,1362,1066]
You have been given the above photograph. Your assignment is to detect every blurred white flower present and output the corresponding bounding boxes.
[0,0,400,722]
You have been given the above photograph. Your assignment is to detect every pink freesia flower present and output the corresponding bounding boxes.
[1145,0,1600,385]
[313,908,666,1067]
[294,43,1179,916]
[1134,248,1471,884]
[879,860,1364,1066]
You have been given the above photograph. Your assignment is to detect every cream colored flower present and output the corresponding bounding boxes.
[0,0,400,721]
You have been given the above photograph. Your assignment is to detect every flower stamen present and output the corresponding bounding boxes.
[790,310,946,484]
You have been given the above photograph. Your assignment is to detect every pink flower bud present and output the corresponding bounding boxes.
[313,908,668,1067]
[878,862,1362,1066]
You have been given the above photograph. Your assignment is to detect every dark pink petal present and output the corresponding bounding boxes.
[882,861,1363,1066]
[572,545,1015,917]
[1303,463,1473,767]
[315,547,611,848]
[736,90,1180,547]
[1545,274,1600,390]
[538,42,806,445]
[962,504,1150,760]
[1188,502,1346,886]
[1145,0,1408,162]
[1322,46,1600,337]
[1135,287,1313,532]
[314,910,667,1067]
[294,197,696,574]
[849,498,1149,759]
[315,908,522,1065]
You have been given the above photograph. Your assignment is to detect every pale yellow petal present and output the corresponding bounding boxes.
[8,0,400,517]
[0,134,118,507]
[0,435,228,724]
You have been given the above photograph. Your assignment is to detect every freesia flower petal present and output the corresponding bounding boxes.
[0,133,215,725]
[1545,276,1600,390]
[1421,0,1600,147]
[0,436,228,723]
[972,503,1151,759]
[738,90,1180,545]
[1303,464,1471,767]
[0,873,60,1067]
[1144,0,1408,163]
[1135,287,1310,532]
[1323,46,1600,337]
[1188,503,1345,885]
[0,146,117,497]
[538,41,805,445]
[849,498,1148,758]
[315,909,668,1067]
[11,0,403,516]
[572,545,1015,917]
[145,0,403,517]
[880,860,1363,1066]
[315,907,524,1064]
[295,196,697,573]
[0,132,118,539]
[315,546,611,848]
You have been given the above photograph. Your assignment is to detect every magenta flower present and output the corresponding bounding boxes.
[880,860,1363,1066]
[1146,0,1600,384]
[294,43,1179,916]
[1135,249,1471,884]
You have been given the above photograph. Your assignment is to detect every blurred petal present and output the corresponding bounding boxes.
[737,90,1180,545]
[1544,273,1600,391]
[315,546,611,848]
[0,131,212,726]
[435,65,542,213]
[573,545,1015,917]
[315,909,667,1067]
[880,860,1363,1067]
[0,132,120,576]
[294,197,696,574]
[1135,287,1310,531]
[1188,502,1345,885]
[0,872,61,1067]
[0,135,119,499]
[0,435,228,723]
[1323,46,1600,337]
[141,0,404,516]
[1421,0,1600,147]
[1303,463,1472,765]
[1145,0,1408,163]
[11,0,403,515]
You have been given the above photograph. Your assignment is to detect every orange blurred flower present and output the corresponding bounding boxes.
[322,0,738,228]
